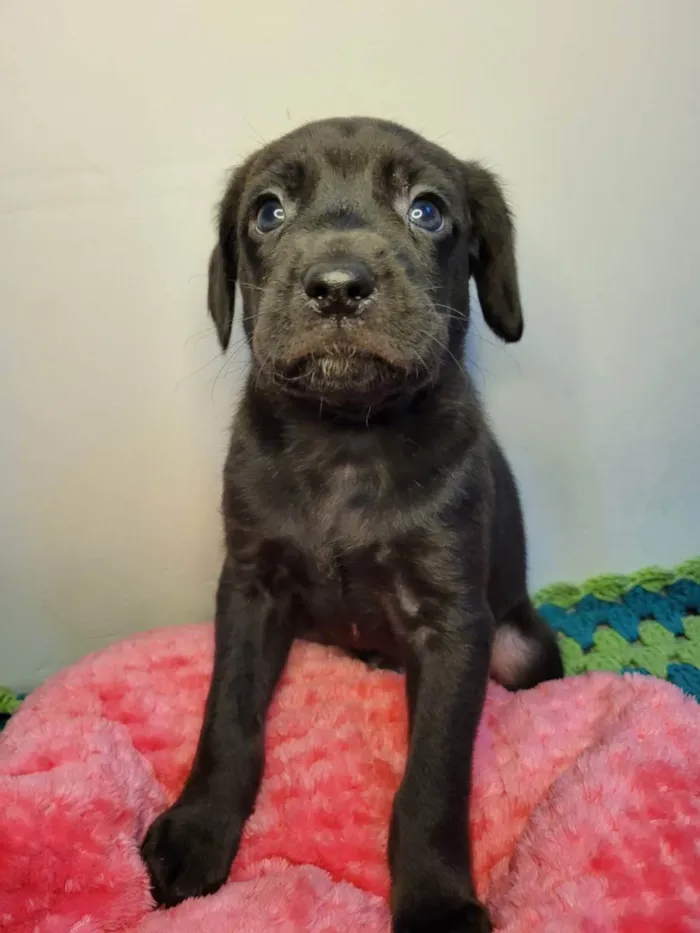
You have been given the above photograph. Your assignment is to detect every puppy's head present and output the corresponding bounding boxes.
[209,118,522,409]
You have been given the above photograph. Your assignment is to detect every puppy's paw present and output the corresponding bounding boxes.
[394,898,492,933]
[140,801,236,907]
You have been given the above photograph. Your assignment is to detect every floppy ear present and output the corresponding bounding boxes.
[207,158,256,351]
[464,162,523,342]
[207,243,234,351]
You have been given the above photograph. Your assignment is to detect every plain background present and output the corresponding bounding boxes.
[1,0,698,690]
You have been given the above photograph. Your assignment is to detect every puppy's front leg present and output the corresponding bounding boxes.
[391,595,492,933]
[141,556,294,907]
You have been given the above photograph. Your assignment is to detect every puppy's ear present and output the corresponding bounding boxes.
[464,162,523,342]
[207,243,233,351]
[208,158,255,351]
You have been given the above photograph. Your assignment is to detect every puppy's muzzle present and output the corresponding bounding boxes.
[302,259,376,317]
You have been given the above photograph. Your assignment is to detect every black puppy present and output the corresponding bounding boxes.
[141,117,563,932]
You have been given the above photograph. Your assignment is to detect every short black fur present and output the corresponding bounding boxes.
[141,117,563,932]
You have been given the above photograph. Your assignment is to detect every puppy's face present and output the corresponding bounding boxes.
[209,118,523,408]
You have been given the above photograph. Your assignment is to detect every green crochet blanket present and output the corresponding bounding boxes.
[2,558,699,731]
[534,558,699,700]
[0,688,22,729]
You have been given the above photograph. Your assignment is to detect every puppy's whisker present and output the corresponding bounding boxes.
[209,343,251,401]
[244,118,268,147]
[175,353,223,388]
[429,131,453,146]
[254,344,280,391]
[239,281,266,293]
[211,357,235,400]
[430,302,470,321]
[467,329,508,352]
[183,325,218,348]
[412,328,471,386]
[216,335,250,358]
[430,303,519,361]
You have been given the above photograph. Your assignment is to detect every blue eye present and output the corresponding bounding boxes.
[407,197,444,234]
[256,197,286,233]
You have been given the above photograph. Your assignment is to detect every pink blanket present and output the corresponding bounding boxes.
[1,624,699,932]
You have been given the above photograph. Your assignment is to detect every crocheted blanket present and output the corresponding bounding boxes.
[535,558,700,702]
[1,558,698,732]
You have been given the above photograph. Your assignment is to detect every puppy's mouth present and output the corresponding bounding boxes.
[267,346,430,407]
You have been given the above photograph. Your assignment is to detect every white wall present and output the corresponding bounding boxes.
[1,0,698,690]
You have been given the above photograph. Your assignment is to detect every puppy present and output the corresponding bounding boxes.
[141,117,563,932]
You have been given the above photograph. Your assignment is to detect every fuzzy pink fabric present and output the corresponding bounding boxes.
[1,624,699,933]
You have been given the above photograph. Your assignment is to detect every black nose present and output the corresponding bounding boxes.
[302,260,376,315]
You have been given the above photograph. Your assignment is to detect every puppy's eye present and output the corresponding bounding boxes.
[407,197,444,234]
[256,197,286,233]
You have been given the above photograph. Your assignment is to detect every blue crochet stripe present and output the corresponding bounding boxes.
[539,579,700,702]
[540,582,700,642]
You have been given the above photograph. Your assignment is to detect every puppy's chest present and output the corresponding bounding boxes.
[314,463,382,541]
[251,462,451,658]
[277,460,391,556]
